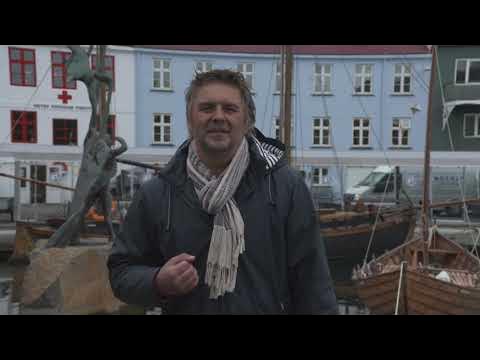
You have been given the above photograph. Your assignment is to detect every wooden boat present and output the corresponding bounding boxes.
[316,203,417,284]
[19,218,119,240]
[354,229,480,314]
[353,45,480,314]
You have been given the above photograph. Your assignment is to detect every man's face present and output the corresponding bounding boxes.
[188,82,249,158]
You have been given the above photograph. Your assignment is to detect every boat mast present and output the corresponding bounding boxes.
[422,45,437,266]
[280,45,293,166]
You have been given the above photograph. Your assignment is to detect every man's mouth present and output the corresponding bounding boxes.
[207,130,229,134]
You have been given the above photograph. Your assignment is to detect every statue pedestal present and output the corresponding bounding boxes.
[20,243,125,315]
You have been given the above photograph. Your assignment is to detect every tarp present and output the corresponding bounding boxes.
[442,100,480,130]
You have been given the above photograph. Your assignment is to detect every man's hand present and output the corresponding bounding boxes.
[154,253,199,297]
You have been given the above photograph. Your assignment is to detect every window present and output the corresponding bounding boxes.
[312,117,330,146]
[273,116,294,142]
[153,114,172,144]
[274,117,281,140]
[392,118,411,146]
[53,119,78,145]
[237,63,254,90]
[393,64,412,94]
[456,59,480,85]
[352,118,370,147]
[464,114,480,138]
[313,64,332,94]
[20,167,27,188]
[354,64,373,94]
[91,55,115,90]
[312,167,329,186]
[153,58,172,90]
[11,111,37,143]
[275,61,295,93]
[51,51,76,89]
[9,47,36,87]
[195,61,213,74]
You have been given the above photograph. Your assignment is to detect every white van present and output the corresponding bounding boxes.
[344,165,480,216]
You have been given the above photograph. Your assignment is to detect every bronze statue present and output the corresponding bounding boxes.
[46,45,127,248]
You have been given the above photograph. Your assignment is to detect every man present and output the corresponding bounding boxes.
[108,69,337,314]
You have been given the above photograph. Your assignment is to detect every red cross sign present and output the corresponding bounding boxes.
[58,90,72,104]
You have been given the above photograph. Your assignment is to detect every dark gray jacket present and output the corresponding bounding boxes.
[108,130,338,314]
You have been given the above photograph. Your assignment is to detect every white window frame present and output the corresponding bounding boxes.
[455,59,480,85]
[153,113,172,144]
[273,116,295,142]
[352,118,370,147]
[313,63,332,94]
[354,64,373,94]
[195,61,213,74]
[312,167,329,186]
[393,64,412,94]
[312,117,331,146]
[464,113,480,138]
[237,63,254,91]
[152,58,172,90]
[391,117,411,147]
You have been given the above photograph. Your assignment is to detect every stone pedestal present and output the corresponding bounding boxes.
[21,245,125,314]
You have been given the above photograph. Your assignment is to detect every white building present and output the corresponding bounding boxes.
[0,45,136,204]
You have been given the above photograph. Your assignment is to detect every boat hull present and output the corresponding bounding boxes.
[318,206,416,283]
[355,234,480,315]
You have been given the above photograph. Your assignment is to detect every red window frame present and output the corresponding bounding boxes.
[11,111,37,143]
[9,47,37,87]
[91,55,115,91]
[53,119,78,145]
[51,51,77,89]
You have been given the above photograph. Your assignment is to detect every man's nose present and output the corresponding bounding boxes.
[212,105,226,120]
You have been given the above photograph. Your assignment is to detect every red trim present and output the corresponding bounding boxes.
[53,119,77,145]
[9,47,37,87]
[136,45,431,55]
[51,51,77,89]
[91,55,115,91]
[11,111,37,143]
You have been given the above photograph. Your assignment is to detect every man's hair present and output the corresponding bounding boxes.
[185,69,256,132]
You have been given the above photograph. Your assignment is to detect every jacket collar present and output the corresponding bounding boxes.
[159,128,286,191]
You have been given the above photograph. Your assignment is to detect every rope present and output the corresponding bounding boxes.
[294,57,304,169]
[342,60,410,263]
[471,228,480,258]
[437,48,479,260]
[315,59,344,208]
[261,58,276,134]
[398,56,430,94]
[1,61,54,144]
[394,261,407,315]
[363,171,393,266]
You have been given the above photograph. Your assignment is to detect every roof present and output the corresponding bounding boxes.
[133,45,431,55]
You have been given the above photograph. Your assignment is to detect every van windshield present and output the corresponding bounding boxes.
[356,172,388,187]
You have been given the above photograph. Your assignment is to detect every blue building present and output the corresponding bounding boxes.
[130,45,431,205]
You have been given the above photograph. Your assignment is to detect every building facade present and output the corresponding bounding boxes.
[132,45,432,204]
[0,45,136,204]
[431,45,480,152]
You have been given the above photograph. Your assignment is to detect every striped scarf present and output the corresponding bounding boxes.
[187,138,249,299]
[186,134,283,299]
